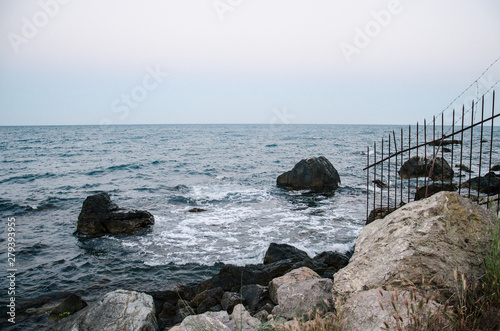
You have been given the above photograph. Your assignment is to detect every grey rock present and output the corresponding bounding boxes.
[269,267,320,305]
[221,292,241,313]
[263,243,310,265]
[398,156,453,181]
[272,278,334,320]
[277,156,341,191]
[414,183,457,200]
[240,284,268,314]
[52,289,157,331]
[77,192,154,237]
[333,192,495,304]
[231,304,261,331]
[170,311,232,331]
[460,172,500,195]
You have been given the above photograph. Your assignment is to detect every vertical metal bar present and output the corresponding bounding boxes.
[416,122,419,196]
[393,130,398,208]
[424,120,427,191]
[459,106,465,195]
[468,101,475,198]
[366,146,370,221]
[451,110,455,186]
[387,134,391,209]
[381,138,384,208]
[408,125,411,203]
[478,96,485,201]
[488,92,495,208]
[373,142,377,212]
[400,128,403,205]
[441,113,444,184]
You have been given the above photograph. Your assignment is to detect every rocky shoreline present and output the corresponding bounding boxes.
[48,191,496,330]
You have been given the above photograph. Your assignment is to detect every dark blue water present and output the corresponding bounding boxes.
[0,124,400,328]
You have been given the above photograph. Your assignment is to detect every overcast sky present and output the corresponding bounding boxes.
[1,0,499,126]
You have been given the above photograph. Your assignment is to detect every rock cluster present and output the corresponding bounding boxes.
[77,192,155,237]
[399,155,454,181]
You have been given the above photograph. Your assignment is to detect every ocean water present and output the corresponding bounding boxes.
[0,124,397,328]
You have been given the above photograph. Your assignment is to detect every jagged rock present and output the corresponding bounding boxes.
[49,294,87,319]
[366,206,398,225]
[398,156,453,181]
[221,292,241,313]
[231,304,261,331]
[342,289,446,331]
[277,156,341,191]
[414,183,457,201]
[170,311,232,331]
[240,284,269,314]
[272,278,334,320]
[332,192,495,305]
[268,267,320,305]
[190,287,224,307]
[311,251,350,276]
[460,172,500,195]
[455,164,474,173]
[263,243,310,265]
[77,192,154,237]
[52,290,157,331]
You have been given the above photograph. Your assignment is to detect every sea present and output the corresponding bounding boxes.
[0,124,410,329]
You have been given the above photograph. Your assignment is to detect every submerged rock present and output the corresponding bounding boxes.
[277,156,341,191]
[77,192,154,237]
[52,289,157,331]
[399,156,453,181]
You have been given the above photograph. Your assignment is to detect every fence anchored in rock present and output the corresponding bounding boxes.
[364,91,499,222]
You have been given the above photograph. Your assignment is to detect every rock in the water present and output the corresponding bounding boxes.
[398,156,453,181]
[491,164,500,172]
[52,289,157,331]
[272,278,334,320]
[277,156,341,191]
[414,183,457,201]
[268,267,320,305]
[366,206,398,225]
[333,192,495,304]
[455,164,474,173]
[460,172,500,195]
[263,243,310,265]
[49,294,87,319]
[77,192,154,237]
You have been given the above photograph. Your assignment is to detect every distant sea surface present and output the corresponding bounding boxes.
[0,124,397,329]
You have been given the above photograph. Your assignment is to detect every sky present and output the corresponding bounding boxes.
[0,0,499,126]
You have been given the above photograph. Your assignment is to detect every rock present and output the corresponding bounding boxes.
[263,243,310,265]
[196,297,218,314]
[159,302,177,319]
[187,208,206,213]
[221,292,241,313]
[49,294,87,319]
[414,183,457,201]
[190,287,224,307]
[77,192,154,237]
[272,278,334,320]
[240,284,269,314]
[231,304,261,331]
[268,267,320,305]
[171,311,232,331]
[366,206,398,225]
[332,192,495,304]
[342,288,446,331]
[277,156,341,191]
[460,172,500,195]
[372,179,389,189]
[398,156,454,181]
[52,289,157,331]
[491,165,500,171]
[428,139,461,146]
[311,251,350,276]
[455,164,474,173]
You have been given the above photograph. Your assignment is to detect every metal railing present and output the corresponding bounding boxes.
[364,91,499,222]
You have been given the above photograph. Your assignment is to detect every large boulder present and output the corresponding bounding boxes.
[332,192,495,305]
[277,156,341,191]
[398,156,454,181]
[460,172,500,195]
[52,289,157,331]
[77,192,154,237]
[263,243,310,265]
